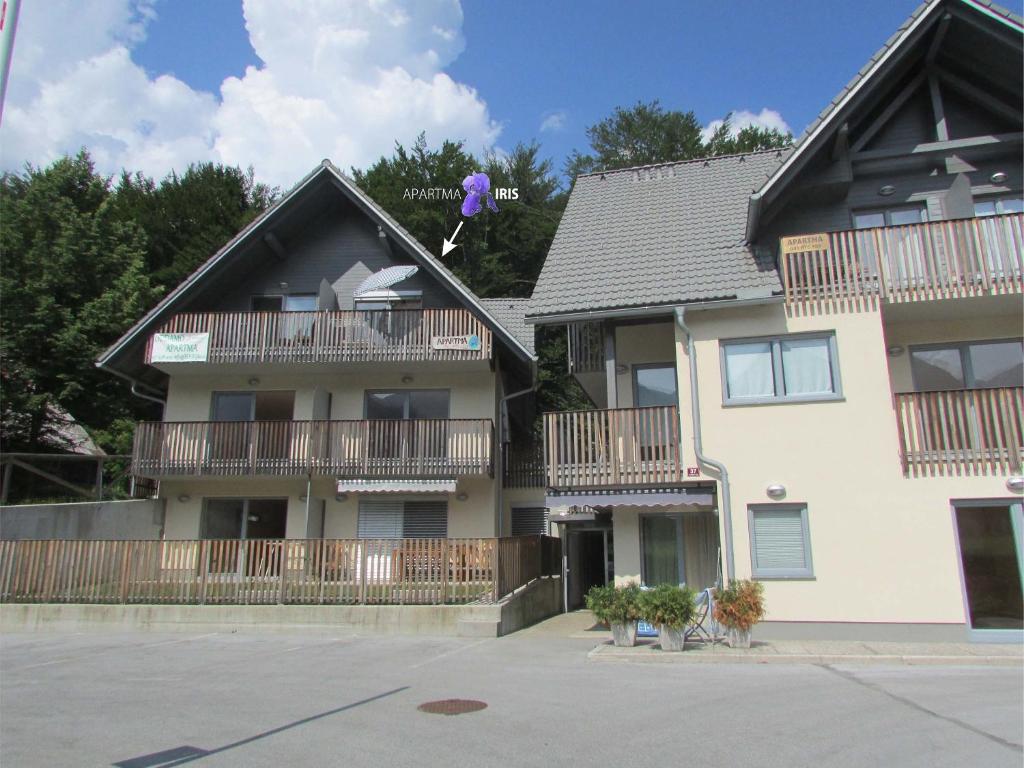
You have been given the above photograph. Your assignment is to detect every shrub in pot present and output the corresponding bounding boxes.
[585,582,642,647]
[712,579,765,648]
[638,584,696,652]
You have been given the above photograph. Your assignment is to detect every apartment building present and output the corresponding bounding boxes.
[97,161,545,548]
[528,0,1023,640]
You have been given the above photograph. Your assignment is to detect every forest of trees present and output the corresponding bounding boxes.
[0,102,790,459]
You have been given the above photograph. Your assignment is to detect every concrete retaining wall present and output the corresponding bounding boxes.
[0,499,165,540]
[499,577,563,635]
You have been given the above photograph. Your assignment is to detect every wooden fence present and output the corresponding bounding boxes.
[0,535,561,606]
[145,308,492,365]
[503,444,546,488]
[544,406,682,488]
[781,213,1023,312]
[132,419,493,478]
[894,387,1023,476]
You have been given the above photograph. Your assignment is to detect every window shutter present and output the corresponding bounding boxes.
[752,509,807,571]
[357,499,403,539]
[511,507,548,536]
[402,500,448,538]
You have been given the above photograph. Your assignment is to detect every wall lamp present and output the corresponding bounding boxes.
[886,345,905,357]
[878,184,896,196]
[248,377,260,386]
[456,492,469,502]
[766,484,786,500]
[991,172,1008,184]
[177,494,190,503]
[335,493,348,503]
[401,374,414,384]
[1007,477,1024,493]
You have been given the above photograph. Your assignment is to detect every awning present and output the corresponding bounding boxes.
[336,479,456,494]
[354,265,419,296]
[545,488,715,510]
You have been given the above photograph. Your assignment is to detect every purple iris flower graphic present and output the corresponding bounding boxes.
[461,172,499,217]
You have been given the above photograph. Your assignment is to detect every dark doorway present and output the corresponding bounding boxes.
[567,529,609,609]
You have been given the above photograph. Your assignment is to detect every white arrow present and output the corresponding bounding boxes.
[441,220,464,257]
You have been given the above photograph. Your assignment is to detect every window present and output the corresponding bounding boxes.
[357,498,448,539]
[365,390,449,420]
[201,498,288,573]
[721,334,841,405]
[974,195,1024,217]
[853,204,928,229]
[640,512,720,589]
[511,507,548,537]
[250,294,318,311]
[909,339,1023,391]
[748,505,814,579]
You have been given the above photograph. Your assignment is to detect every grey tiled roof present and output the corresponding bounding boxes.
[480,299,535,355]
[527,149,791,318]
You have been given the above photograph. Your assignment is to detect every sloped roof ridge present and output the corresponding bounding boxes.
[576,146,792,179]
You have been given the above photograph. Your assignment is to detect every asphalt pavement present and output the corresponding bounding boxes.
[1,618,1021,767]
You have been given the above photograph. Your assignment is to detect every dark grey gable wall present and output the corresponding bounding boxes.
[760,78,1022,245]
[217,197,455,311]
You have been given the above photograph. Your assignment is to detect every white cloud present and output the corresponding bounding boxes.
[700,108,791,143]
[539,110,567,133]
[0,0,501,188]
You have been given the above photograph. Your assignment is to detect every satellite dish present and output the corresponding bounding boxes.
[354,265,419,296]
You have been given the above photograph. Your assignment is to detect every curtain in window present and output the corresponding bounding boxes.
[781,338,833,395]
[724,343,774,398]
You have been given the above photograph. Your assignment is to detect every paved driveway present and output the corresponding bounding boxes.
[1,623,1021,767]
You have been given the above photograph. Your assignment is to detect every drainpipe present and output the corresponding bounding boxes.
[673,307,735,584]
[96,363,167,410]
[496,372,538,537]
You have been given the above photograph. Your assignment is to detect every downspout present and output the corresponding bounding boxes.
[96,363,167,410]
[674,307,735,583]
[496,368,538,538]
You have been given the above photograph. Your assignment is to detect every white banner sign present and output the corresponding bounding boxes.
[151,332,209,362]
[431,334,482,352]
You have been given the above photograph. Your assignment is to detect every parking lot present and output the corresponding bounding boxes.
[1,623,1021,767]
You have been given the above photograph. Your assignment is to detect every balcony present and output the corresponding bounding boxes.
[144,309,492,366]
[780,213,1023,312]
[132,419,494,479]
[543,406,682,489]
[894,387,1023,477]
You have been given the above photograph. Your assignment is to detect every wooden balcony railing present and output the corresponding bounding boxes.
[781,213,1023,312]
[503,444,546,488]
[567,321,605,374]
[0,535,562,606]
[145,309,492,365]
[132,419,494,478]
[543,406,682,489]
[894,387,1023,477]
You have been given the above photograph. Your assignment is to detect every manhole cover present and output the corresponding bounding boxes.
[417,699,487,715]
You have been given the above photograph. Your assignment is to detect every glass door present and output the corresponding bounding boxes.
[641,515,683,586]
[633,364,677,462]
[953,501,1024,641]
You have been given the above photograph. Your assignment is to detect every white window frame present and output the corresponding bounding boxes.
[720,332,843,406]
[748,504,815,580]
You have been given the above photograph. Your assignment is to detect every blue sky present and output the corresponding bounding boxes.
[2,0,944,187]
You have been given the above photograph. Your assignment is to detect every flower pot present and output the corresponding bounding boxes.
[727,627,751,649]
[658,624,686,652]
[610,621,638,647]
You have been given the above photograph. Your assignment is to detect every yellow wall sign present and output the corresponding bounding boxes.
[781,233,831,254]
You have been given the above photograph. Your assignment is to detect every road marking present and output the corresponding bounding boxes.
[408,638,491,669]
[11,633,219,671]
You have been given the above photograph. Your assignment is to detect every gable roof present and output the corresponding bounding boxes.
[98,161,536,376]
[480,299,534,355]
[747,0,1023,239]
[526,149,790,321]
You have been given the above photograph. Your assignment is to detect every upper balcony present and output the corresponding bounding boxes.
[543,406,683,490]
[780,213,1023,313]
[144,309,492,368]
[132,418,494,479]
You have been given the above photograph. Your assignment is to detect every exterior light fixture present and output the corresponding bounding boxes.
[299,494,308,502]
[177,494,190,503]
[248,377,260,386]
[878,184,896,196]
[886,345,905,357]
[766,484,786,500]
[456,492,469,502]
[401,374,414,384]
[991,172,1008,184]
[335,493,348,502]
[615,364,628,375]
[1007,477,1024,493]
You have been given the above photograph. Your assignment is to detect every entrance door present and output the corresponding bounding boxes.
[953,501,1023,640]
[566,529,610,609]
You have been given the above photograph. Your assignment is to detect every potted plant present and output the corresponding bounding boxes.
[586,582,642,647]
[712,579,765,648]
[638,584,696,652]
